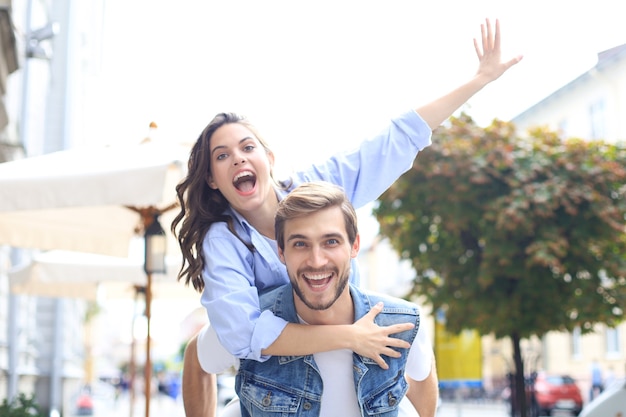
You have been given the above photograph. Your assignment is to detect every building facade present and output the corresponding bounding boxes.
[512,43,626,143]
[1,0,105,415]
[505,42,626,401]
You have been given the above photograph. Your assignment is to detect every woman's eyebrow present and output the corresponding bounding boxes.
[211,137,254,157]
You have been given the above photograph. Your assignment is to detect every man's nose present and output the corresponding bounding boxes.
[306,246,327,268]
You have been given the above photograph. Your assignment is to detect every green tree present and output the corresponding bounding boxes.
[374,115,626,417]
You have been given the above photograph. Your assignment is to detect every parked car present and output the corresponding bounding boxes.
[503,372,583,416]
[75,392,94,416]
[531,373,583,416]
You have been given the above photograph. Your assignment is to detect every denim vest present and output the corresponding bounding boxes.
[236,284,420,417]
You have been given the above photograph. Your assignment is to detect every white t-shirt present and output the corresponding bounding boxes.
[313,320,432,417]
[208,309,433,417]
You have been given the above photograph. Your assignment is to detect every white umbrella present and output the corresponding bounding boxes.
[6,249,202,417]
[0,139,188,257]
[8,249,198,301]
[0,137,193,417]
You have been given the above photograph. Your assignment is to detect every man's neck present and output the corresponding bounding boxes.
[294,290,355,325]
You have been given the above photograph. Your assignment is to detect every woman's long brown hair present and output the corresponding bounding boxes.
[171,113,286,292]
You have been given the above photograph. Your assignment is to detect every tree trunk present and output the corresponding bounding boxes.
[511,332,529,417]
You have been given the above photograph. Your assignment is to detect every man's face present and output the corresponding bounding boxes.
[278,206,359,313]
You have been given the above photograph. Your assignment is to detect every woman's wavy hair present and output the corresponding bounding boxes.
[172,113,286,292]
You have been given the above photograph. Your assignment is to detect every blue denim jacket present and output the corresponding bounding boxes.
[236,284,420,417]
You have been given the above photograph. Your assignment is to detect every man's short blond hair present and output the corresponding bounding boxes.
[274,181,358,250]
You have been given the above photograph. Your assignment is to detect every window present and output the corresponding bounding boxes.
[571,326,582,358]
[589,100,606,140]
[558,119,569,137]
[606,327,620,357]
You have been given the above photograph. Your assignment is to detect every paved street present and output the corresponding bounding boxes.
[87,394,579,417]
[438,400,578,417]
[438,401,509,417]
[88,393,184,417]
[93,397,513,417]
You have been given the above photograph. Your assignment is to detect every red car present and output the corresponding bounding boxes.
[75,392,94,416]
[532,373,583,416]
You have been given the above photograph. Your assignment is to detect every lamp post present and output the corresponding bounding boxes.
[128,285,145,417]
[126,199,176,417]
[143,212,166,417]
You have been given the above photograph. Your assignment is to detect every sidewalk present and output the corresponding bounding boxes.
[90,394,578,417]
[438,400,509,417]
[93,395,512,417]
[89,393,184,417]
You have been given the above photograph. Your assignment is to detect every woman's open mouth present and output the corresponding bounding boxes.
[233,170,257,194]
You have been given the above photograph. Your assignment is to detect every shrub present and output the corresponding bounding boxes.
[0,393,44,417]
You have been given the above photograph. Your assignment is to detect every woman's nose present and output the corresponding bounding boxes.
[233,152,246,166]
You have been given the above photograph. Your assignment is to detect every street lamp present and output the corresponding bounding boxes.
[144,213,166,275]
[142,212,166,417]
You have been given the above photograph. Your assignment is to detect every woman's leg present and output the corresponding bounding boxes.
[182,333,217,417]
[182,325,239,417]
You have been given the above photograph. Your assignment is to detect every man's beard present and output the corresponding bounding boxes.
[292,268,350,311]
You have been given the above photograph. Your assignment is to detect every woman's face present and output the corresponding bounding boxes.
[207,123,276,215]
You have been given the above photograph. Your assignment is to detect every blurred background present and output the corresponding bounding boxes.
[0,1,625,416]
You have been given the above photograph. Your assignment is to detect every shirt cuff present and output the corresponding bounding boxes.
[249,309,289,362]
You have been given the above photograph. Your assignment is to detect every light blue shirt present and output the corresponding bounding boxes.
[200,109,431,361]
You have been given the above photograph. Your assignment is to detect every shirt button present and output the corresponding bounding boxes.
[387,392,397,406]
[303,402,312,410]
[262,393,271,407]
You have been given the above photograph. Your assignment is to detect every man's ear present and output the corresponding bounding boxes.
[278,246,286,264]
[351,234,360,259]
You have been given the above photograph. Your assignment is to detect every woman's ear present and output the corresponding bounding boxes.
[206,175,218,190]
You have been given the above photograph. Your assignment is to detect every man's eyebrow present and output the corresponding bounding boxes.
[322,232,343,240]
[210,136,254,157]
[286,233,308,242]
[286,232,343,242]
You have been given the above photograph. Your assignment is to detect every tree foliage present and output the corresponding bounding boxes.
[375,114,626,340]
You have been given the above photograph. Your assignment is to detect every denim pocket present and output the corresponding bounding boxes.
[362,370,408,415]
[239,372,316,416]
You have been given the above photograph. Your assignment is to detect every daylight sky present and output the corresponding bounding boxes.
[92,0,626,171]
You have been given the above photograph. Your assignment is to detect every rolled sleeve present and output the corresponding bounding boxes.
[296,109,432,209]
[200,230,289,361]
[250,310,289,361]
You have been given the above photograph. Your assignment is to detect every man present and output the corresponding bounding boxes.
[230,181,438,417]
